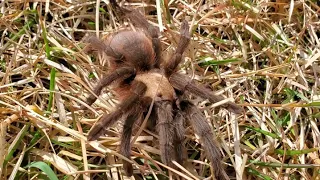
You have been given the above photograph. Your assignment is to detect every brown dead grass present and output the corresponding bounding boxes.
[1,0,320,179]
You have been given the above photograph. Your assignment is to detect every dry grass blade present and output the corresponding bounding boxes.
[0,122,5,175]
[8,144,26,180]
[172,160,199,180]
[154,161,195,180]
[30,149,78,176]
[1,0,320,179]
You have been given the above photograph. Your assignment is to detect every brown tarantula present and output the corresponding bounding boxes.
[82,0,241,179]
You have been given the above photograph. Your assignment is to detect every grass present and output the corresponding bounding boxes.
[1,0,320,179]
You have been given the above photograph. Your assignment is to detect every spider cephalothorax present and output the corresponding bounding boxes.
[82,1,241,179]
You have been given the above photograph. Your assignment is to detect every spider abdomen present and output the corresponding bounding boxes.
[135,71,175,101]
[105,31,155,70]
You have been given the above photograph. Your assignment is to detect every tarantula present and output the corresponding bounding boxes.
[82,1,241,179]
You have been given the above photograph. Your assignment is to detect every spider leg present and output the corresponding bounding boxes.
[173,111,186,164]
[87,81,147,141]
[169,73,242,114]
[165,20,190,76]
[120,106,143,176]
[110,0,162,68]
[155,101,175,166]
[80,67,135,109]
[180,100,229,180]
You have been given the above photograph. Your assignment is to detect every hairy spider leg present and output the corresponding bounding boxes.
[120,105,143,176]
[110,0,162,68]
[169,73,242,114]
[172,111,186,164]
[180,100,230,180]
[80,67,136,109]
[87,81,147,140]
[165,20,190,76]
[155,101,175,166]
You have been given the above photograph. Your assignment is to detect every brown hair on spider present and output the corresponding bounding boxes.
[81,0,242,179]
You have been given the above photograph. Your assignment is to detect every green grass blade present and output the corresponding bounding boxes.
[245,126,280,139]
[1,14,36,53]
[274,148,319,156]
[3,124,30,167]
[303,101,320,107]
[198,57,240,66]
[249,160,319,168]
[26,162,59,180]
[47,67,56,112]
[40,16,51,59]
[247,168,273,180]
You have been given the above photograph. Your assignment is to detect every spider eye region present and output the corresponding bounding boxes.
[135,72,175,101]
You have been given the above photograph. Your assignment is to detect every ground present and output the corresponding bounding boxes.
[1,0,320,179]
